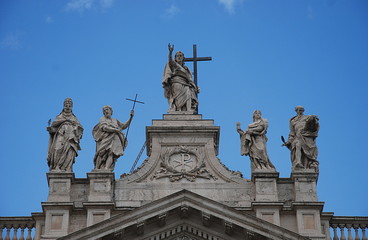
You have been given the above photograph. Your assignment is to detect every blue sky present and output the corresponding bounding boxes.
[0,0,367,218]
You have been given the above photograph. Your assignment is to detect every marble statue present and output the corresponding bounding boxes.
[236,110,275,170]
[283,106,319,170]
[162,44,199,112]
[47,98,83,172]
[93,105,134,171]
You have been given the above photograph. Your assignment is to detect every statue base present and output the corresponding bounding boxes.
[252,171,279,201]
[167,110,196,115]
[87,171,115,202]
[46,172,75,202]
[291,170,318,202]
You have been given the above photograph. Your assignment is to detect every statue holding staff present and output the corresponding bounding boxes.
[93,105,134,171]
[162,44,199,112]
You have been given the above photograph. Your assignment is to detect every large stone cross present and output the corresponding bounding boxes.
[184,44,212,88]
[184,44,212,113]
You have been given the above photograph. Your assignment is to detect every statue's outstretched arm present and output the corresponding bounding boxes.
[168,43,174,62]
[120,110,134,129]
[236,122,244,134]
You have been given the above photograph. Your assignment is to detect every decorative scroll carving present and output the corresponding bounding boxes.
[152,145,217,182]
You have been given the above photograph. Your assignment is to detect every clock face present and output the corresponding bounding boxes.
[168,152,197,172]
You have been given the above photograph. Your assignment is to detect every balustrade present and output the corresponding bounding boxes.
[0,217,35,240]
[2,215,368,239]
[330,216,368,240]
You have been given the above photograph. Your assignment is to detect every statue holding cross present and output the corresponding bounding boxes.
[162,44,211,113]
[92,105,134,171]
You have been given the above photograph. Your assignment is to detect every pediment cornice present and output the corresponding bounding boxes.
[59,190,309,240]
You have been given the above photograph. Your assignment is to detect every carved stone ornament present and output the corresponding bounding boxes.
[152,145,217,182]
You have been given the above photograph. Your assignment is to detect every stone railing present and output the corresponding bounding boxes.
[0,217,35,240]
[329,216,368,240]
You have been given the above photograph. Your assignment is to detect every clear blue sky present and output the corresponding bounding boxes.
[1,0,367,217]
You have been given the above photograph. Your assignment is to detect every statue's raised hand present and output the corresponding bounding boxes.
[168,43,174,53]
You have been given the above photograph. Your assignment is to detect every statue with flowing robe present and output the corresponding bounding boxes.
[93,105,134,171]
[162,44,199,112]
[237,110,275,171]
[47,98,83,172]
[283,106,319,170]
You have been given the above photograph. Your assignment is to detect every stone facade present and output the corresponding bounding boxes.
[25,113,333,240]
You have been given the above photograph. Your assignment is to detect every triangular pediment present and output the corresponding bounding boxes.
[59,190,309,240]
[114,114,255,209]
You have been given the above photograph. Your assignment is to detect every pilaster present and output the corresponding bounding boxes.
[84,171,115,227]
[291,171,324,239]
[41,202,73,240]
[252,171,281,226]
[293,202,326,240]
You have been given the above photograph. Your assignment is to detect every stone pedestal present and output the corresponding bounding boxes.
[291,170,318,202]
[252,202,283,226]
[252,171,279,202]
[84,202,114,227]
[84,171,115,227]
[87,170,114,202]
[146,114,219,156]
[252,171,281,226]
[47,172,75,202]
[291,170,325,239]
[43,172,75,239]
[293,202,326,240]
[41,202,73,240]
